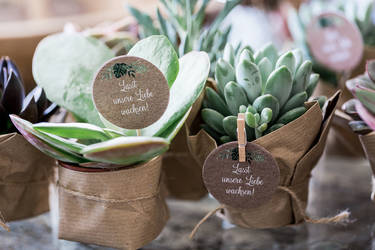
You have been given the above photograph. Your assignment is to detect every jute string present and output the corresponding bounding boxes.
[190,186,350,239]
[58,182,160,203]
[0,210,10,232]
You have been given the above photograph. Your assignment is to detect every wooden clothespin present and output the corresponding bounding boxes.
[237,113,247,162]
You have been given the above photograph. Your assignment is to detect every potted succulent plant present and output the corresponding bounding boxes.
[287,0,375,157]
[188,43,345,230]
[128,0,241,200]
[17,34,210,248]
[343,60,375,200]
[0,57,57,227]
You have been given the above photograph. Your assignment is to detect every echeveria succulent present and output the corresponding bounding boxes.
[287,0,375,85]
[0,57,57,134]
[201,43,324,144]
[343,60,375,134]
[21,35,210,167]
[128,0,241,74]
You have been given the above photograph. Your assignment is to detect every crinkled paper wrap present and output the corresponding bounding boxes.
[54,156,169,249]
[187,92,340,228]
[162,90,208,200]
[359,132,375,200]
[0,133,53,222]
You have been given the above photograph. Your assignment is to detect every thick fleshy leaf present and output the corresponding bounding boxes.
[1,71,25,114]
[128,35,179,87]
[366,60,375,82]
[32,86,49,118]
[158,107,191,142]
[236,59,262,104]
[141,51,210,137]
[354,85,375,114]
[264,66,293,107]
[342,99,359,119]
[355,100,375,131]
[260,43,278,67]
[33,123,111,141]
[348,120,372,135]
[275,51,296,76]
[9,115,86,163]
[36,130,86,153]
[33,33,115,126]
[19,96,38,123]
[81,136,169,165]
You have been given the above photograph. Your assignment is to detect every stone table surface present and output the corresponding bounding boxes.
[1,154,374,250]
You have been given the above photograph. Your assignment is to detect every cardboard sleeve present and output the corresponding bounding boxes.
[359,132,375,201]
[187,91,340,228]
[0,133,54,221]
[52,156,169,249]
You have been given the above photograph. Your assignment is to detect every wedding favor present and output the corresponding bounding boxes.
[187,43,349,233]
[287,0,375,158]
[129,0,241,199]
[0,57,57,229]
[15,34,210,248]
[343,60,375,200]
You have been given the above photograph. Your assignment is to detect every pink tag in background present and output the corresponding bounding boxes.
[306,12,364,72]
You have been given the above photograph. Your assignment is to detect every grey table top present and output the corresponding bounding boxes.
[1,154,374,250]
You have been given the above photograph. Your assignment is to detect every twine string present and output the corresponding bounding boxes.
[57,182,160,204]
[189,186,350,239]
[0,211,10,232]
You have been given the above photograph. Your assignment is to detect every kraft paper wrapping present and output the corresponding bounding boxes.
[162,87,208,200]
[359,132,375,200]
[55,156,169,249]
[188,91,340,228]
[0,133,53,222]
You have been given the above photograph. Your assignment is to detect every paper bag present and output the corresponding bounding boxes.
[0,133,53,222]
[359,132,375,200]
[55,156,169,249]
[188,92,340,228]
[162,88,208,200]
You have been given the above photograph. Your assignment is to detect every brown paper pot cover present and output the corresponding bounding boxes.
[162,90,208,200]
[54,156,169,249]
[0,133,53,222]
[188,92,340,228]
[313,46,375,158]
[359,132,375,200]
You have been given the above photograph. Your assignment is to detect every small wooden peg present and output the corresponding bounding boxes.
[136,129,141,136]
[237,113,246,162]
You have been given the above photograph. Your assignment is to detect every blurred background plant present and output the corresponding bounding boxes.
[343,60,375,134]
[128,0,241,74]
[0,56,57,134]
[287,0,375,85]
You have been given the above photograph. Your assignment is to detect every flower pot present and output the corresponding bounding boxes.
[359,132,375,200]
[0,133,53,222]
[51,156,168,249]
[188,91,341,228]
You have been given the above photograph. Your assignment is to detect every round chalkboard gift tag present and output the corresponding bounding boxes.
[203,142,280,209]
[92,56,170,130]
[306,12,364,72]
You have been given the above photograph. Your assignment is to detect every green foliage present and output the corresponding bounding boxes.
[26,35,210,166]
[0,57,57,134]
[128,0,241,74]
[202,43,324,143]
